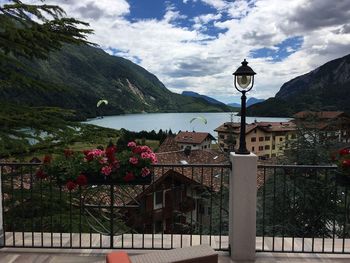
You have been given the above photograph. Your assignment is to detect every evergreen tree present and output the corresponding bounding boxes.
[0,0,93,87]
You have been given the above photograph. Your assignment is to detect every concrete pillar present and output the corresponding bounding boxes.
[229,152,257,261]
[0,167,4,247]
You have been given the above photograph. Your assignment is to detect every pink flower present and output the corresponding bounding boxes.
[141,152,150,159]
[66,180,77,191]
[129,157,139,165]
[127,141,137,148]
[150,153,158,164]
[76,174,88,186]
[101,166,112,176]
[141,146,152,153]
[141,167,151,177]
[99,157,108,164]
[132,146,143,154]
[124,172,135,182]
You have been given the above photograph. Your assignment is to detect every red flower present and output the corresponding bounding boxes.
[342,160,350,168]
[101,166,112,176]
[76,174,88,186]
[127,141,137,148]
[43,155,52,164]
[124,172,135,182]
[66,180,77,191]
[36,169,47,179]
[132,146,143,154]
[129,157,139,165]
[339,148,350,156]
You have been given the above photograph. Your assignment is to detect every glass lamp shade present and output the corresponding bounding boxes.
[236,75,252,89]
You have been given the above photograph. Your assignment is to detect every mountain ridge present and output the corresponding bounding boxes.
[246,54,350,117]
[0,44,232,119]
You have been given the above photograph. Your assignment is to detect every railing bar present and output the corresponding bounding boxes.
[92,228,94,249]
[262,167,266,251]
[171,165,174,249]
[322,169,328,253]
[50,174,53,248]
[152,167,155,249]
[110,184,114,249]
[59,185,62,248]
[342,187,347,253]
[142,184,145,249]
[219,167,224,250]
[200,166,204,245]
[272,167,276,251]
[311,169,317,253]
[20,165,24,247]
[302,170,306,253]
[190,166,194,247]
[181,166,184,248]
[209,167,213,247]
[1,165,6,247]
[292,168,296,252]
[79,186,82,248]
[282,167,287,252]
[10,166,15,247]
[40,177,43,247]
[161,167,164,249]
[69,190,72,248]
[152,164,231,168]
[30,166,34,248]
[332,181,337,253]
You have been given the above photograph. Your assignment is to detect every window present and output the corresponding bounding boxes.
[279,137,283,142]
[259,146,264,151]
[252,146,255,151]
[193,144,196,147]
[265,136,270,141]
[251,137,256,142]
[204,145,207,149]
[219,134,225,139]
[272,145,275,150]
[272,136,276,141]
[259,137,264,141]
[154,191,163,209]
[265,145,270,150]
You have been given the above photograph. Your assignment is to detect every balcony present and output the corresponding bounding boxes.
[0,158,350,262]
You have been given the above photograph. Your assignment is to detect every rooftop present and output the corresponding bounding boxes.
[214,121,296,134]
[175,131,215,145]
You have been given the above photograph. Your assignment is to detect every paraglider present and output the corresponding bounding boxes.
[97,99,108,108]
[96,99,108,119]
[190,116,207,125]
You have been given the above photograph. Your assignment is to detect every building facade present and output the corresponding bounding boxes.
[215,121,297,158]
[174,131,215,150]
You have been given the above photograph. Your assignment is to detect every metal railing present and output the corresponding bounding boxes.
[256,164,350,254]
[0,162,230,250]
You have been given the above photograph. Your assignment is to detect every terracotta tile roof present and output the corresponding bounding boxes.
[157,135,181,153]
[293,111,346,119]
[175,131,215,145]
[215,121,296,134]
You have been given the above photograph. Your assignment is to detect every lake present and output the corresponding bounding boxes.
[85,112,291,136]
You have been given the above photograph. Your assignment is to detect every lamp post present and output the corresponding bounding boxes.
[233,59,256,155]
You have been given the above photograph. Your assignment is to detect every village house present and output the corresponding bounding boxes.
[293,111,350,143]
[124,137,229,234]
[174,131,215,150]
[215,121,297,158]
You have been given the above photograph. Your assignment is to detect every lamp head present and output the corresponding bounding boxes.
[233,59,256,92]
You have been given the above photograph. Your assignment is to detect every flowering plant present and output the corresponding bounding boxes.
[36,142,157,190]
[334,147,350,177]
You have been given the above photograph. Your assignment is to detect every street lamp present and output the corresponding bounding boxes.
[233,59,256,155]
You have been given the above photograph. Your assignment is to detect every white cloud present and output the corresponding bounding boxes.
[11,0,350,103]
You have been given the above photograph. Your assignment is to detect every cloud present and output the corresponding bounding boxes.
[8,0,350,104]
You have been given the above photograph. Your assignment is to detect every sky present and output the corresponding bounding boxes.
[3,0,350,103]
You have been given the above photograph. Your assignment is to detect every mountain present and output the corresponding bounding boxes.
[181,91,225,105]
[247,97,265,107]
[0,44,232,119]
[247,54,350,117]
[227,97,264,108]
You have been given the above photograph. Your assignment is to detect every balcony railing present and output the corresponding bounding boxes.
[257,164,350,253]
[2,162,350,255]
[0,163,230,250]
